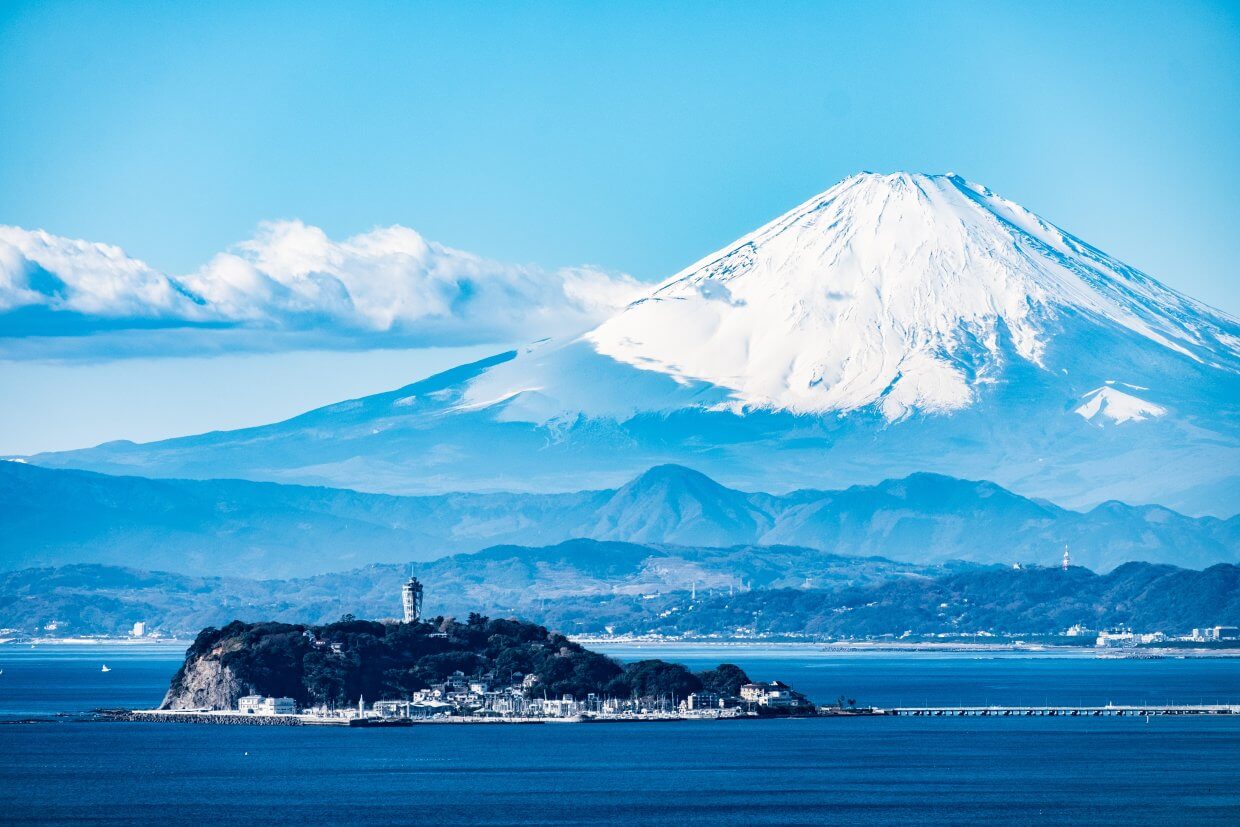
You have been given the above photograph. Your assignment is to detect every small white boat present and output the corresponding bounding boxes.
[101,665,111,673]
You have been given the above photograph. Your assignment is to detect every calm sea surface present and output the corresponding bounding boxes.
[2,643,1239,825]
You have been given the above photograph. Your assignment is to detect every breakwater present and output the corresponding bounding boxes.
[108,708,788,726]
[107,705,1240,726]
[884,704,1240,717]
[113,710,307,726]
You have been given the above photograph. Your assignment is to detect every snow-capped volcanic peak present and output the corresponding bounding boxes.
[1074,385,1167,426]
[587,172,1237,420]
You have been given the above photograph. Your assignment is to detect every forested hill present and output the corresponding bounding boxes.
[3,556,1236,640]
[597,562,1240,638]
[161,615,754,711]
[0,540,956,637]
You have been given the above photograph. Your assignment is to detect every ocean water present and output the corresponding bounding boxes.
[2,644,1239,825]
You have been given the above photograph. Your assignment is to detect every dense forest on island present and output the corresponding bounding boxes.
[162,614,754,709]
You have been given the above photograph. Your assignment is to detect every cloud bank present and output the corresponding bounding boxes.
[0,222,642,359]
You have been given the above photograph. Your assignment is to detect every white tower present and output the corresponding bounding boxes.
[1062,545,1070,571]
[401,576,424,623]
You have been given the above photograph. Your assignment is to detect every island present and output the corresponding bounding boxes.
[138,612,819,726]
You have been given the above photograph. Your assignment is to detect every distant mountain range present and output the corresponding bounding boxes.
[21,173,1239,516]
[631,561,1240,640]
[3,461,1236,578]
[3,551,1235,640]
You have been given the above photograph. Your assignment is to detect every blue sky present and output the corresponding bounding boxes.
[1,1,1238,453]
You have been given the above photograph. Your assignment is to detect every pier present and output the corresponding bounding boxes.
[884,704,1240,717]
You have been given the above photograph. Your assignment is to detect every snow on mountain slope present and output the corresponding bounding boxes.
[577,172,1237,420]
[24,172,1240,516]
[1075,386,1167,425]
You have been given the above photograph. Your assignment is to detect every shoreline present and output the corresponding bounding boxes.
[102,703,1240,727]
[0,637,189,647]
[582,639,1240,658]
[107,708,785,727]
[4,638,1238,658]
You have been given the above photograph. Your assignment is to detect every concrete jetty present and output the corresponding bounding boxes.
[884,704,1240,717]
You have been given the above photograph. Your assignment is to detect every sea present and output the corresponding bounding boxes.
[2,643,1239,825]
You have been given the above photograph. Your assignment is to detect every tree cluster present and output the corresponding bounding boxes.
[173,615,752,707]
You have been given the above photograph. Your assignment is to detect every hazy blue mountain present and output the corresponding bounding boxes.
[580,465,773,546]
[22,174,1240,517]
[2,461,1235,577]
[0,461,603,577]
[762,474,1240,572]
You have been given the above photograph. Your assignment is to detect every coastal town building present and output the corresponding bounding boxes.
[1095,629,1136,647]
[684,692,721,710]
[188,665,811,724]
[346,671,797,722]
[531,696,578,718]
[739,681,808,708]
[1193,626,1240,642]
[237,695,297,715]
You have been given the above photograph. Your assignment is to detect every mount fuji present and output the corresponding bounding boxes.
[25,173,1240,516]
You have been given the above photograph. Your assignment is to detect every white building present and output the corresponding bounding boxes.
[739,681,805,708]
[532,697,579,718]
[1194,626,1240,642]
[685,692,721,710]
[131,621,146,637]
[373,699,452,719]
[1095,629,1136,647]
[237,695,297,715]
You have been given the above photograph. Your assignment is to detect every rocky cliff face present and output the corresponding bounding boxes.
[159,638,248,710]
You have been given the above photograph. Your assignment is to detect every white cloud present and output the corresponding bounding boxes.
[0,227,204,318]
[0,221,643,357]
